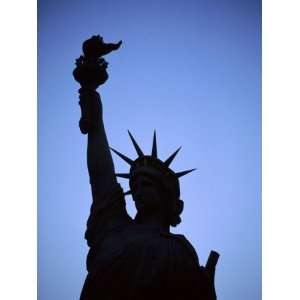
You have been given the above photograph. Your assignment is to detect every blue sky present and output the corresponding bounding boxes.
[38,0,261,299]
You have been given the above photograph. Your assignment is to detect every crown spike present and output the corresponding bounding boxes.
[151,130,157,158]
[128,130,144,157]
[176,168,196,178]
[110,147,134,165]
[164,147,181,167]
[116,173,130,179]
[124,190,132,196]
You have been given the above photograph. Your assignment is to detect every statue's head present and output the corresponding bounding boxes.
[130,166,184,226]
[111,131,195,227]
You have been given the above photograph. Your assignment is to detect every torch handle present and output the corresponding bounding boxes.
[78,88,102,134]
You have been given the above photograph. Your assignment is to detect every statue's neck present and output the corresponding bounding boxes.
[135,212,170,233]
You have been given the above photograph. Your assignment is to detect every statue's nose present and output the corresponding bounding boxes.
[134,184,144,200]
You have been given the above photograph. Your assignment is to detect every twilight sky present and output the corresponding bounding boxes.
[38,0,261,299]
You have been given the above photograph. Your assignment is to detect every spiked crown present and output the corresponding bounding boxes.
[111,131,195,197]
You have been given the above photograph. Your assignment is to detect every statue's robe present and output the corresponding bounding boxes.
[80,183,214,300]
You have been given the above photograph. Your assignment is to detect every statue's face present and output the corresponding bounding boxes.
[131,174,164,216]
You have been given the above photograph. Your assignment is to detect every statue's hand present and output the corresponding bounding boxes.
[78,89,103,134]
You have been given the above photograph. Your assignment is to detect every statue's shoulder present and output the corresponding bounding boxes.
[160,232,200,264]
[85,183,132,247]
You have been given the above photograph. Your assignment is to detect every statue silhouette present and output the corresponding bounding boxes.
[73,35,219,300]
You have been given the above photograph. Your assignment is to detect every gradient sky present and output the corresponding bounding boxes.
[38,0,261,299]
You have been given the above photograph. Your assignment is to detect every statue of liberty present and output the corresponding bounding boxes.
[73,35,219,300]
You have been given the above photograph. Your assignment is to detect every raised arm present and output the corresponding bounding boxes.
[73,35,123,201]
[78,88,117,199]
[74,37,131,249]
